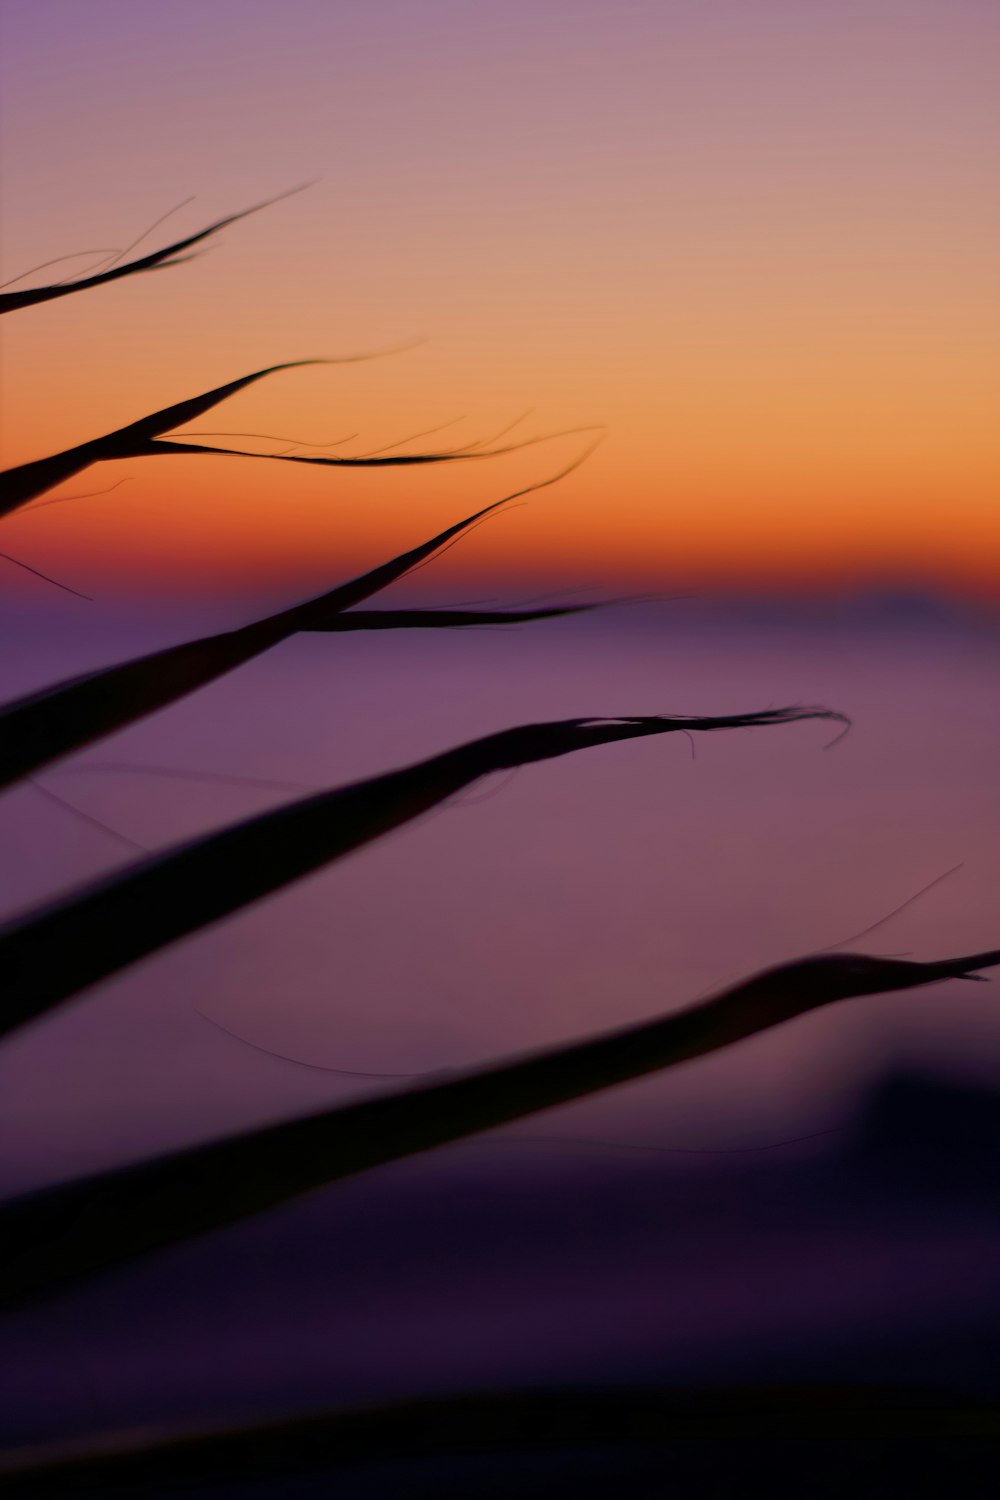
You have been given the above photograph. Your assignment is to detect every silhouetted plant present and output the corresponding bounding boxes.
[2,190,995,1479]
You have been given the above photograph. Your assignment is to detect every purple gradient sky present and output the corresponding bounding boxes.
[2,0,998,599]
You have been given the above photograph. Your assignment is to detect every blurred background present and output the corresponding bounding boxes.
[1,1,999,1487]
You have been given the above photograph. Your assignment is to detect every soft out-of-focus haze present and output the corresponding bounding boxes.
[3,6,1000,1460]
[2,597,999,1193]
[2,0,998,601]
[3,600,1000,1455]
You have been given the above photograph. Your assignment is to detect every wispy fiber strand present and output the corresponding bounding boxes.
[0,707,844,1041]
[0,943,994,1308]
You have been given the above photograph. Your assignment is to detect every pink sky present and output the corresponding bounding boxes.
[1,0,997,601]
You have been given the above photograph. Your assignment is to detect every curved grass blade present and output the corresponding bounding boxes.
[1,1386,997,1496]
[150,424,599,467]
[0,453,597,790]
[311,603,597,630]
[0,941,993,1308]
[0,185,311,316]
[0,707,845,1041]
[0,353,432,516]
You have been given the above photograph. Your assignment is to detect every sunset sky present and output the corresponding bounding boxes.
[2,0,997,602]
[5,10,1000,1446]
